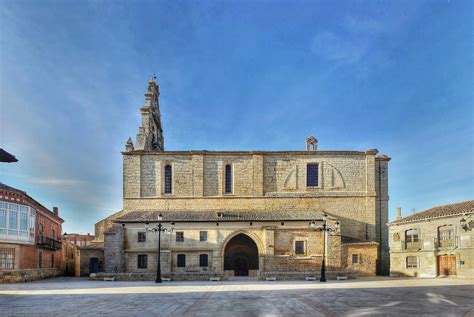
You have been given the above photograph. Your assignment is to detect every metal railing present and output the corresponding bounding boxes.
[434,237,457,248]
[37,235,62,250]
[401,240,422,251]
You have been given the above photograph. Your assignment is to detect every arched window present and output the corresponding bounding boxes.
[438,225,454,247]
[225,164,232,194]
[177,254,186,267]
[164,164,172,194]
[405,229,419,249]
[199,254,208,267]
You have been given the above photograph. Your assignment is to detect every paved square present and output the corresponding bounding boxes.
[0,277,473,316]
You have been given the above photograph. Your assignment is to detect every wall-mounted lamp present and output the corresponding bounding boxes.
[460,218,472,231]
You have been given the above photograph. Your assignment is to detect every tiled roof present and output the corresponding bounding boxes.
[0,182,26,195]
[390,200,474,225]
[115,210,326,223]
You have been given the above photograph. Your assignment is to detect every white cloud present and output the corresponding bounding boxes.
[30,177,83,187]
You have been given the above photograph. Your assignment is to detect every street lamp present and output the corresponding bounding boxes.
[145,213,173,283]
[310,213,340,282]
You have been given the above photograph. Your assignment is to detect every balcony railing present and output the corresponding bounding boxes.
[37,235,62,250]
[435,237,457,249]
[402,240,422,251]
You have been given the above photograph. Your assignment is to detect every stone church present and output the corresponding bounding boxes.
[96,79,391,279]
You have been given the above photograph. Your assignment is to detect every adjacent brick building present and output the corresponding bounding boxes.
[96,79,389,280]
[389,201,474,278]
[0,183,64,282]
[62,233,95,247]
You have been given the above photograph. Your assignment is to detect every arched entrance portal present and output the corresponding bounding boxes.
[224,233,259,276]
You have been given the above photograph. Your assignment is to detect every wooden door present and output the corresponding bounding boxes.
[447,255,456,275]
[438,255,457,276]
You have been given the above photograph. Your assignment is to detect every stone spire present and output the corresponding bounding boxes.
[125,137,134,152]
[127,77,165,151]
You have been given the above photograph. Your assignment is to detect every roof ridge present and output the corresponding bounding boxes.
[390,200,474,225]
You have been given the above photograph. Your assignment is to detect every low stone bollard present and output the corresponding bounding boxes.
[266,277,277,281]
[104,277,115,281]
[305,276,317,281]
[210,277,221,282]
[336,276,348,280]
[162,278,171,282]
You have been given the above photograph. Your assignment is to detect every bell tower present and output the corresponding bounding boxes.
[125,78,164,152]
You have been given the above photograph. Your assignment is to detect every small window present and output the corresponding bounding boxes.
[307,163,319,187]
[295,241,305,255]
[52,229,55,240]
[406,256,417,268]
[177,254,186,267]
[137,254,148,269]
[138,232,146,243]
[352,254,359,264]
[0,248,15,270]
[176,232,184,242]
[51,253,55,268]
[200,231,208,242]
[164,164,172,194]
[38,251,42,268]
[199,254,208,267]
[225,164,232,194]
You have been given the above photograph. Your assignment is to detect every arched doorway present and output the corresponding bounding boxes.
[224,233,259,276]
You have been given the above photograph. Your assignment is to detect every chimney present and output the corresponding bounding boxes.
[396,207,402,220]
[53,207,59,216]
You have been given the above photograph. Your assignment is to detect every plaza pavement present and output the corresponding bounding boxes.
[0,277,473,316]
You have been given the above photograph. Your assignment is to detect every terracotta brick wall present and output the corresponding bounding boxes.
[19,245,38,269]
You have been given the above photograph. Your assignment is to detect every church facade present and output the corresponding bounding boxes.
[97,79,390,279]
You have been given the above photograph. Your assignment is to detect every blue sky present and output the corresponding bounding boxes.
[0,0,472,234]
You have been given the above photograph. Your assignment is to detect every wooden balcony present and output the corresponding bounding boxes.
[37,235,62,250]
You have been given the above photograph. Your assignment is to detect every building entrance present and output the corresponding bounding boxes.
[224,233,259,276]
[437,255,456,276]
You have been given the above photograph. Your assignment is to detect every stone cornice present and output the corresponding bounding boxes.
[122,150,370,156]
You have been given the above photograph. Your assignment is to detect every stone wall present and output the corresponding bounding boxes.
[341,243,378,277]
[104,226,124,273]
[0,268,62,283]
[105,221,358,275]
[375,158,390,274]
[124,152,377,200]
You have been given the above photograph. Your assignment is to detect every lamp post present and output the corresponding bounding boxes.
[145,213,173,283]
[310,213,340,282]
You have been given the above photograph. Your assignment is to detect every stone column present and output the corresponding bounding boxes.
[252,154,264,196]
[192,154,204,197]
